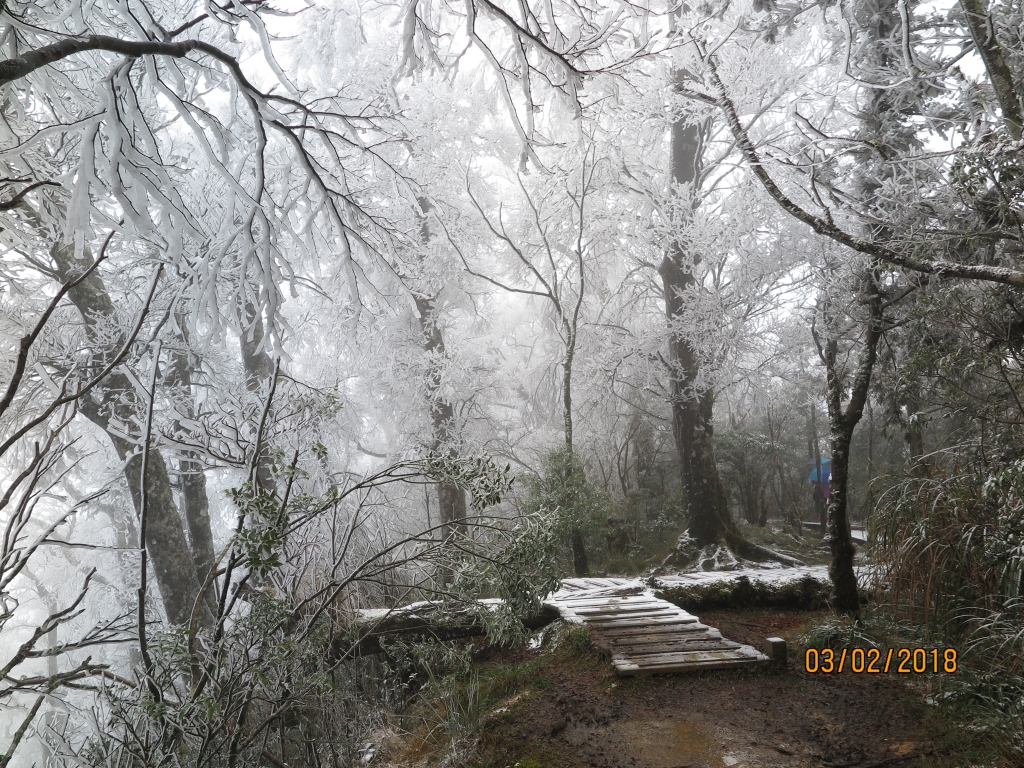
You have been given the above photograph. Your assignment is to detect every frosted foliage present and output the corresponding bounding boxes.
[5,0,1024,765]
[0,0,419,354]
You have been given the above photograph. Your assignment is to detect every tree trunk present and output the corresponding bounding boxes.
[239,299,278,492]
[338,601,560,657]
[820,271,883,616]
[167,334,218,608]
[52,245,212,627]
[660,91,734,548]
[124,448,212,626]
[561,321,589,576]
[414,199,469,541]
[825,424,859,615]
[180,454,216,594]
[960,0,1024,140]
[661,192,800,561]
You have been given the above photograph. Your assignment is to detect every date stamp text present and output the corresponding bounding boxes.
[804,647,957,674]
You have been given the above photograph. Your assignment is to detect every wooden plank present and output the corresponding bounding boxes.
[614,648,767,667]
[604,633,735,647]
[590,626,719,641]
[561,602,671,614]
[569,604,676,617]
[581,610,700,622]
[552,593,638,606]
[592,635,717,648]
[613,655,766,677]
[608,639,742,655]
[551,595,664,607]
[558,606,668,616]
[591,620,714,633]
[577,614,699,627]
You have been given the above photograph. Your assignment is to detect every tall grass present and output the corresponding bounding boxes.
[872,450,1024,764]
[874,451,1024,627]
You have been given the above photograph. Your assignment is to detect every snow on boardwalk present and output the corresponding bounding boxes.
[546,583,769,676]
[545,566,877,675]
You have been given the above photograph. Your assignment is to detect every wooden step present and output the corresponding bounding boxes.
[591,626,721,641]
[548,585,769,676]
[602,638,741,655]
[613,648,767,676]
[569,605,676,617]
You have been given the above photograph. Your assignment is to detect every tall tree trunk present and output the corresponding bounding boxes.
[167,332,218,610]
[660,71,733,548]
[660,71,768,561]
[659,85,801,565]
[904,391,925,461]
[820,270,883,615]
[561,305,589,576]
[414,198,468,542]
[960,0,1024,140]
[51,246,211,626]
[415,293,468,541]
[239,299,277,491]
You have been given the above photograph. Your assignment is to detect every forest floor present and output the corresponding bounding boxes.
[376,607,995,768]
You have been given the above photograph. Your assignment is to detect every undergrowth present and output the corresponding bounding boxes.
[656,574,834,611]
[384,624,599,767]
[861,453,1024,766]
[799,608,1022,767]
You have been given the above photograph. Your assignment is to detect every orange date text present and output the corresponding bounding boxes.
[803,647,957,674]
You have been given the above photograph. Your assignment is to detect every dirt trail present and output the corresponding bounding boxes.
[464,610,965,768]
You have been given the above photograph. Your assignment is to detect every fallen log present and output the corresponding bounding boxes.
[334,598,561,657]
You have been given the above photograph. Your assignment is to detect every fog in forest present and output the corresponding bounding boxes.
[2,0,1024,765]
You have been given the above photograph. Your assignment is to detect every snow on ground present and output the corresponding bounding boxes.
[553,564,876,599]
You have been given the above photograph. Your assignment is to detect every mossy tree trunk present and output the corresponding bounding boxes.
[415,292,468,541]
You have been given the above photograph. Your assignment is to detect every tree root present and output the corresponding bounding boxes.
[660,530,804,570]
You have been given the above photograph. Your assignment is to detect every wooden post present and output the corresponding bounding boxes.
[764,636,787,667]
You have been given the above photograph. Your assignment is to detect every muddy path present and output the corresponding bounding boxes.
[381,609,982,768]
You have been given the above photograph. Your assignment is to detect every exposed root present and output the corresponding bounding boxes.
[726,531,804,568]
[659,530,804,571]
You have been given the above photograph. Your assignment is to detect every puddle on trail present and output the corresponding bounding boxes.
[615,719,721,767]
[565,718,764,768]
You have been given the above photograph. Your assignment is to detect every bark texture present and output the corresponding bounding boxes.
[51,246,212,626]
[415,294,468,541]
[167,337,218,605]
[820,272,883,615]
[660,72,737,551]
[239,299,277,491]
[415,198,469,542]
[960,0,1024,139]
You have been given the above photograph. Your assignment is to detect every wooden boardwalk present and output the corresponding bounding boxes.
[547,582,769,676]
